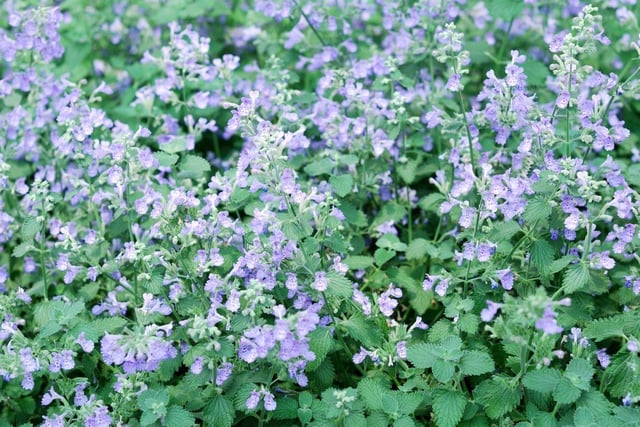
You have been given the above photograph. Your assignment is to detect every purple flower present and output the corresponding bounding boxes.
[480,300,502,322]
[379,284,402,316]
[628,340,639,353]
[353,285,372,316]
[83,405,112,427]
[446,73,462,92]
[312,272,328,292]
[263,392,276,411]
[246,390,261,410]
[216,362,233,386]
[496,269,514,290]
[596,348,610,369]
[535,305,563,334]
[76,332,95,353]
[191,357,204,375]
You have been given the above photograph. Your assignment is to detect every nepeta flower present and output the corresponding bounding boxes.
[312,271,328,292]
[481,300,502,322]
[379,284,402,316]
[535,305,563,334]
[596,348,610,368]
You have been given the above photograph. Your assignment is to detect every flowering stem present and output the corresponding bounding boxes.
[39,203,49,301]
[291,0,327,47]
[457,91,477,176]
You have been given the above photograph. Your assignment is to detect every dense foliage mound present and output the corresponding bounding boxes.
[2,0,640,426]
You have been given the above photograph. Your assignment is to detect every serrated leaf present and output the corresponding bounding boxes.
[473,377,521,419]
[382,394,400,415]
[141,410,160,426]
[393,391,423,415]
[21,216,39,241]
[307,327,334,370]
[457,314,479,334]
[344,256,374,270]
[486,0,524,21]
[406,342,441,368]
[374,248,396,267]
[433,389,466,427]
[394,416,416,427]
[565,358,594,391]
[203,395,235,427]
[138,388,169,412]
[345,412,367,427]
[178,155,211,179]
[418,193,446,213]
[523,368,563,393]
[398,161,418,184]
[159,136,188,153]
[377,234,407,252]
[433,359,456,383]
[549,255,576,274]
[583,315,627,341]
[489,220,521,241]
[12,242,34,257]
[459,351,494,376]
[530,240,554,275]
[523,199,552,224]
[406,238,430,260]
[342,314,383,348]
[154,152,179,167]
[562,263,591,293]
[553,377,582,404]
[166,406,195,427]
[573,407,596,427]
[330,174,354,197]
[304,158,334,176]
[358,378,387,411]
[272,397,297,420]
[325,272,353,299]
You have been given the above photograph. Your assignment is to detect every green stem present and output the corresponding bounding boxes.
[39,203,49,301]
[457,91,477,176]
[291,0,327,47]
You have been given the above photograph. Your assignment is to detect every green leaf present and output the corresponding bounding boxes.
[583,315,627,341]
[12,242,34,257]
[159,136,188,153]
[272,397,298,420]
[304,157,334,176]
[573,407,596,427]
[432,389,467,427]
[345,412,368,427]
[307,327,334,369]
[522,59,550,87]
[523,199,552,224]
[342,314,383,348]
[565,358,594,391]
[473,377,522,419]
[326,272,353,299]
[138,388,169,412]
[553,377,582,404]
[457,314,479,334]
[562,263,591,293]
[549,255,576,274]
[21,216,39,241]
[178,155,211,180]
[489,220,521,241]
[340,201,368,227]
[530,240,555,276]
[523,368,563,393]
[398,161,418,184]
[154,152,179,167]
[459,351,494,376]
[203,395,235,427]
[140,410,160,426]
[330,174,354,197]
[377,234,407,252]
[344,256,374,270]
[382,394,400,415]
[406,342,441,368]
[393,391,423,415]
[358,378,387,411]
[418,193,446,213]
[394,416,416,427]
[432,359,456,383]
[486,0,524,21]
[166,406,195,427]
[374,248,396,267]
[406,238,430,260]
